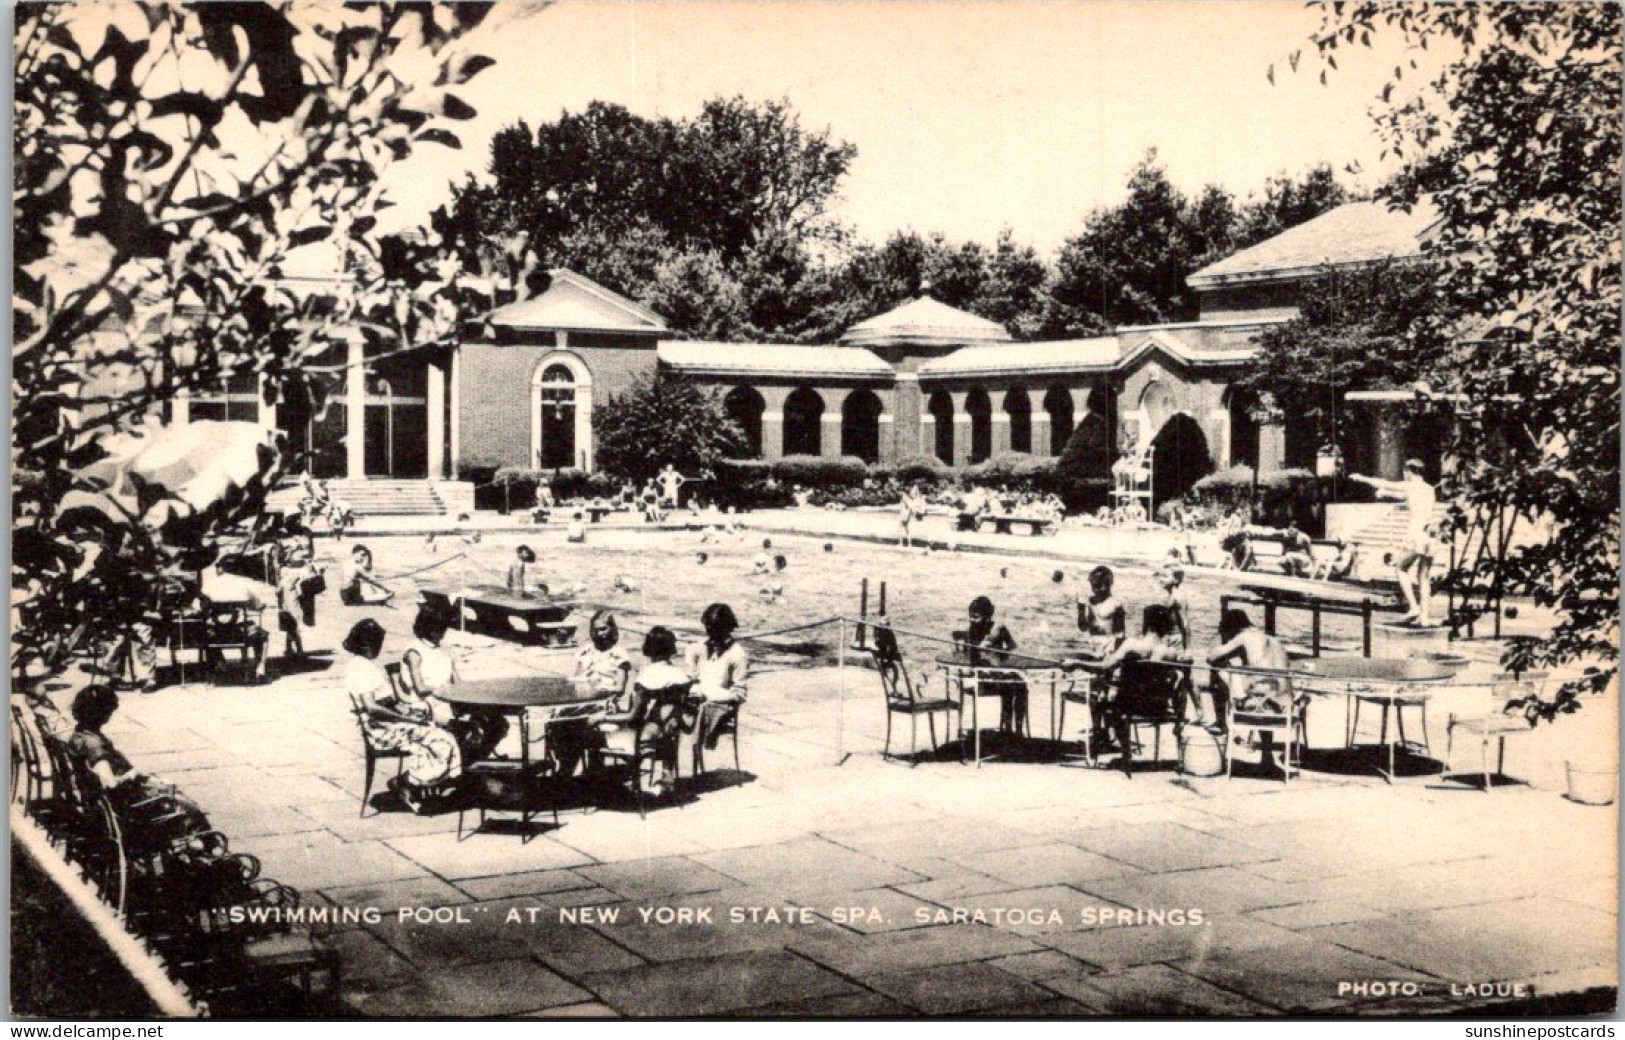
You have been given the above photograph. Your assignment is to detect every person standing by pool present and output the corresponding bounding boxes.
[898,486,924,548]
[1155,564,1193,654]
[1350,459,1441,625]
[506,545,547,598]
[685,603,748,751]
[1077,565,1128,657]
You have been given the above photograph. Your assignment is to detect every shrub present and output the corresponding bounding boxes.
[963,452,1060,496]
[773,454,870,490]
[546,468,623,502]
[893,454,948,486]
[713,459,793,511]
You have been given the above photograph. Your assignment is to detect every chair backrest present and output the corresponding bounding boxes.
[631,681,696,730]
[1490,671,1548,710]
[41,735,93,806]
[384,662,409,699]
[1116,658,1185,720]
[869,647,915,706]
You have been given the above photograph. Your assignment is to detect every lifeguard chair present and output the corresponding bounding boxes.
[1111,441,1153,523]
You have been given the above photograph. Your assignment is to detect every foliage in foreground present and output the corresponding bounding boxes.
[12,3,505,671]
[1303,2,1621,689]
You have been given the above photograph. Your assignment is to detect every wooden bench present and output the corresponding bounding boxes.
[956,512,1056,536]
[422,585,579,648]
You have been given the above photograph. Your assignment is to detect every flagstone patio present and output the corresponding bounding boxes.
[102,641,1617,1017]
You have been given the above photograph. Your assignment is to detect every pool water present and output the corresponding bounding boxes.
[345,527,1329,669]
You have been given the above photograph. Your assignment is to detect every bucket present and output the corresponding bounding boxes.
[1564,762,1618,806]
[1179,728,1224,777]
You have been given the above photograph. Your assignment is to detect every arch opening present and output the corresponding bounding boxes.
[783,386,824,457]
[965,388,992,463]
[1043,386,1074,455]
[1150,412,1213,510]
[1003,388,1032,455]
[724,386,765,459]
[841,388,883,464]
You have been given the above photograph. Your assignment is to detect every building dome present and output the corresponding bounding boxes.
[839,295,1012,348]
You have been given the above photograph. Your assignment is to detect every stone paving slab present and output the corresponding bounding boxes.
[861,961,1056,1014]
[1310,897,1619,983]
[349,956,589,1017]
[384,830,596,879]
[1172,937,1438,1013]
[1041,914,1308,970]
[951,842,1137,889]
[791,923,1042,977]
[694,837,926,893]
[1067,822,1279,873]
[985,949,1101,981]
[452,869,597,902]
[581,949,858,1017]
[1049,963,1276,1015]
[576,856,742,901]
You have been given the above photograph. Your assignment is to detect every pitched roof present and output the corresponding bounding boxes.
[488,269,668,334]
[1118,330,1257,368]
[920,338,1121,379]
[1187,199,1439,288]
[657,340,892,380]
[840,295,1012,347]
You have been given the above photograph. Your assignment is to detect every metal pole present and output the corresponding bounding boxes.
[836,617,848,765]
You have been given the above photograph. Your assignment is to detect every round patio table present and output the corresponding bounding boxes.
[935,650,1076,767]
[439,676,606,837]
[1289,656,1460,782]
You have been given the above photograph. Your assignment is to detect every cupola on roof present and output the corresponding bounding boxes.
[839,295,1012,348]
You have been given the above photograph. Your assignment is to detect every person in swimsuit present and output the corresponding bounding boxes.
[1351,459,1440,624]
[1076,565,1128,657]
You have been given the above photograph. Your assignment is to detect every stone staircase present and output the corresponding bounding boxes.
[325,479,447,517]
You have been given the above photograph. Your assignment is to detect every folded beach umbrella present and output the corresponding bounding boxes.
[73,419,279,530]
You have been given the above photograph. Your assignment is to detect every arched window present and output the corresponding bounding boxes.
[966,388,992,463]
[783,386,824,457]
[928,390,955,464]
[1140,381,1175,439]
[724,386,765,458]
[530,353,594,471]
[1003,387,1032,454]
[841,389,883,464]
[1043,386,1074,455]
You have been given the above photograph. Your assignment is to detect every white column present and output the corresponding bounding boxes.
[427,357,446,480]
[346,339,365,479]
[449,347,461,478]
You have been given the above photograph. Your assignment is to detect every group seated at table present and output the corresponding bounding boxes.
[346,600,750,814]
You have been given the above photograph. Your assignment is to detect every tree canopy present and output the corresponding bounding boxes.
[593,372,746,483]
[1301,1,1621,685]
[13,2,501,675]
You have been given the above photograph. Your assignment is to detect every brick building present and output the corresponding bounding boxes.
[187,199,1440,512]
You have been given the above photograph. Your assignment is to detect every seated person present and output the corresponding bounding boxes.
[555,611,631,776]
[953,595,1027,735]
[1076,565,1128,658]
[1278,524,1315,577]
[567,512,587,543]
[402,607,505,765]
[600,627,693,795]
[1204,608,1293,740]
[685,602,749,749]
[67,684,212,846]
[1074,605,1190,749]
[339,544,393,606]
[1313,539,1359,581]
[1219,531,1256,572]
[344,619,460,814]
[506,544,548,598]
